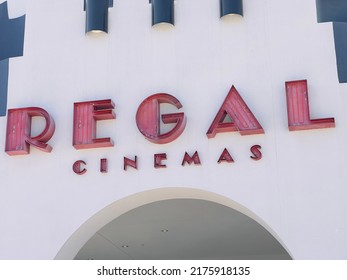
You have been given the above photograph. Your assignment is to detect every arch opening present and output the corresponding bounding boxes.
[55,188,292,260]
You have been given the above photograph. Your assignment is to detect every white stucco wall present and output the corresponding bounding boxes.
[0,0,346,259]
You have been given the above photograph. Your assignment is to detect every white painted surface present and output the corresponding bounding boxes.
[0,0,346,259]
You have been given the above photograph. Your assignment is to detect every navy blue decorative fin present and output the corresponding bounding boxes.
[84,0,113,11]
[150,0,175,27]
[220,0,243,18]
[84,0,113,33]
[316,0,347,23]
[0,2,25,61]
[0,59,9,117]
[316,0,347,84]
[0,1,26,117]
[333,22,347,83]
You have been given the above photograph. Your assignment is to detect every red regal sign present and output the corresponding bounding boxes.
[5,80,335,172]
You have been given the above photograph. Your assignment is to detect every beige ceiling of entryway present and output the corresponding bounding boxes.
[75,199,291,260]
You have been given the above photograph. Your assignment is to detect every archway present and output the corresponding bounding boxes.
[55,188,292,260]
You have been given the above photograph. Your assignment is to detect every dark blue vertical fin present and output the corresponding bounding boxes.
[0,1,25,117]
[316,0,347,23]
[316,0,347,84]
[333,22,347,83]
[0,59,9,116]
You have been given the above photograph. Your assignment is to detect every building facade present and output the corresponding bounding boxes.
[0,0,346,260]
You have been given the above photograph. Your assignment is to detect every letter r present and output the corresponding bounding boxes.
[5,107,55,155]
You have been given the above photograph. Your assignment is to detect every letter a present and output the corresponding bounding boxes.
[207,86,264,138]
